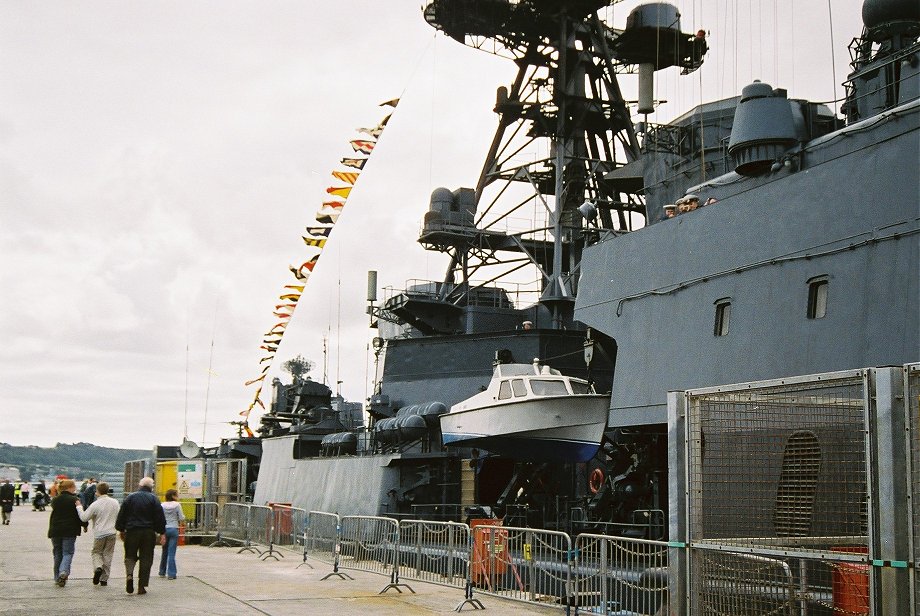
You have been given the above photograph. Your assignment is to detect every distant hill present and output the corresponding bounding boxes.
[0,442,150,482]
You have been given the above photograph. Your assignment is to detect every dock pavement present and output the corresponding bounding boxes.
[0,502,560,615]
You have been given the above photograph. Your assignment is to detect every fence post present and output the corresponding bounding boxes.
[869,367,911,615]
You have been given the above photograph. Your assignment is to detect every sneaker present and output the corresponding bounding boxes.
[137,586,147,595]
[167,576,176,580]
[158,573,166,577]
[100,581,107,586]
[56,572,68,587]
[126,578,134,594]
[93,567,103,585]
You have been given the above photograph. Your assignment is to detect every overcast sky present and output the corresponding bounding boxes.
[0,1,863,450]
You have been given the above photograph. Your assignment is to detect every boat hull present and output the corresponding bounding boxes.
[440,395,609,462]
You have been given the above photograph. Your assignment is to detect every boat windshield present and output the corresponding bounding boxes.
[530,379,569,396]
[570,381,593,395]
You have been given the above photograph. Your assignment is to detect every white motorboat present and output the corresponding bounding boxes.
[439,360,610,462]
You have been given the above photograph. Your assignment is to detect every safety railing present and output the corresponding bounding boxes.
[470,524,573,608]
[573,534,669,616]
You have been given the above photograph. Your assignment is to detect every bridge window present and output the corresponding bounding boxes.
[511,379,527,397]
[498,381,512,400]
[714,298,731,336]
[807,277,829,319]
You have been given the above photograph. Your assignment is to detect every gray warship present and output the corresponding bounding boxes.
[253,0,919,537]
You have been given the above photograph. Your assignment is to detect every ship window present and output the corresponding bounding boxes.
[571,381,592,395]
[713,299,731,336]
[530,379,569,396]
[511,379,527,397]
[807,277,828,319]
[498,381,512,400]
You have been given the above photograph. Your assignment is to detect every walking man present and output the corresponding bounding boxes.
[0,480,14,524]
[77,481,120,586]
[115,477,165,595]
[48,479,85,587]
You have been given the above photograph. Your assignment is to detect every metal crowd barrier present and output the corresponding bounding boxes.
[339,515,413,593]
[248,505,277,559]
[573,534,669,616]
[398,519,470,589]
[270,505,307,550]
[213,502,250,547]
[183,501,219,538]
[471,524,573,608]
[305,510,340,564]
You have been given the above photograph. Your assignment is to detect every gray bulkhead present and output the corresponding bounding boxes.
[575,100,920,427]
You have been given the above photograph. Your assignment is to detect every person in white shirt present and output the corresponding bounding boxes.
[77,482,121,586]
[158,489,186,579]
[20,481,31,506]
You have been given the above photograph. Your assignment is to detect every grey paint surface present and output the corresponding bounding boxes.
[576,101,920,425]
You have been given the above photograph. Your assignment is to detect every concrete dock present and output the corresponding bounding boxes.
[0,503,560,615]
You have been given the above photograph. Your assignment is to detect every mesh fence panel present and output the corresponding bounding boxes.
[574,534,669,615]
[687,372,868,552]
[691,545,872,615]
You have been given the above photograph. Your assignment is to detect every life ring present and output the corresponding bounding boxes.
[588,468,605,494]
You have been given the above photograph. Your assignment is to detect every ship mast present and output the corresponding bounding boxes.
[420,1,706,329]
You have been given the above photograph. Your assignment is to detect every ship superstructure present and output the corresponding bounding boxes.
[253,0,918,535]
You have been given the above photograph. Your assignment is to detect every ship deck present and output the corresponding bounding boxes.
[0,504,558,615]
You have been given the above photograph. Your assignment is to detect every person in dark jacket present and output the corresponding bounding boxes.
[0,480,14,525]
[115,477,166,595]
[48,479,84,586]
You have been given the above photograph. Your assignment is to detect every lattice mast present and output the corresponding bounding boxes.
[422,1,705,327]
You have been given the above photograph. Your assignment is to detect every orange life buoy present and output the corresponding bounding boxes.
[588,468,604,494]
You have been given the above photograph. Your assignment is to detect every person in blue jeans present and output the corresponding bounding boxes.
[158,489,185,579]
[48,479,85,587]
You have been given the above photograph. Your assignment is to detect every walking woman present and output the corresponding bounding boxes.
[48,479,84,586]
[158,489,185,579]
